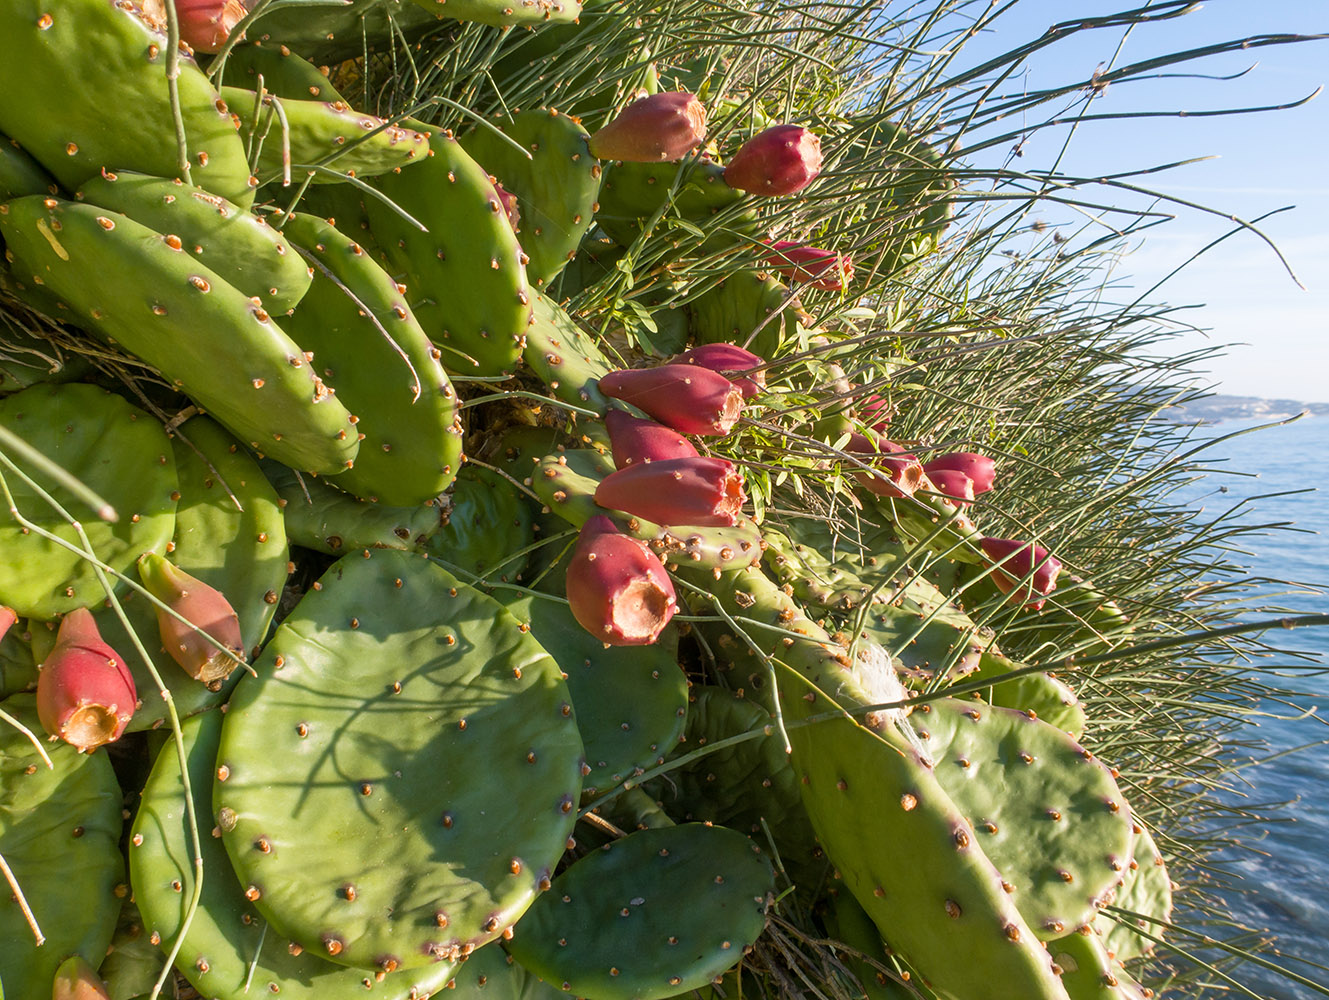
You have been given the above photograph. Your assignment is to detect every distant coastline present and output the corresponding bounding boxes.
[1162,394,1329,424]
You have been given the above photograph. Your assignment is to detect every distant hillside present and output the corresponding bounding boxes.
[1163,394,1329,424]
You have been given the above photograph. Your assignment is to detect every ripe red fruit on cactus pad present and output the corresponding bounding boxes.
[141,0,248,52]
[671,343,767,399]
[923,452,996,495]
[923,468,976,506]
[588,92,707,162]
[605,409,700,469]
[566,516,678,646]
[138,552,246,685]
[980,537,1063,611]
[598,364,743,436]
[724,125,822,196]
[595,456,746,527]
[36,608,137,753]
[763,241,853,291]
[845,432,925,499]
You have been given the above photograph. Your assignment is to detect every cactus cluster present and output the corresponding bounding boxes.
[0,1,1267,999]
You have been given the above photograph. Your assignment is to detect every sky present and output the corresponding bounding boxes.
[944,1,1329,403]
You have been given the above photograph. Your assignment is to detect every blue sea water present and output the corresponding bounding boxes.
[1173,415,1329,997]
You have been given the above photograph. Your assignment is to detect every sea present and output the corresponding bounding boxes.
[1172,414,1329,998]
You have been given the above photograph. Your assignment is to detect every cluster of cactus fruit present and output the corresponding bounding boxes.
[0,1,1180,999]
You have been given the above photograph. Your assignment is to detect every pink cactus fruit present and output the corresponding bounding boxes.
[671,343,767,399]
[980,537,1063,611]
[141,0,248,52]
[493,181,521,234]
[923,467,976,506]
[598,364,743,436]
[138,552,246,685]
[923,452,996,495]
[845,432,925,499]
[763,240,853,291]
[724,125,823,196]
[605,409,700,469]
[588,92,707,162]
[52,955,112,1000]
[0,605,16,644]
[855,393,893,432]
[566,516,678,646]
[595,456,747,527]
[36,607,137,753]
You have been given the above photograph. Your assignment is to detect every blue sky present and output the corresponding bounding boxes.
[948,2,1328,402]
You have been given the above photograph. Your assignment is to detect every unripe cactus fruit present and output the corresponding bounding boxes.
[595,456,747,527]
[140,0,248,52]
[598,364,743,436]
[980,537,1063,610]
[52,955,112,1000]
[566,516,678,645]
[763,240,853,290]
[671,343,767,398]
[605,409,700,468]
[588,92,707,162]
[36,608,137,752]
[923,452,997,494]
[137,552,246,685]
[845,432,925,498]
[724,125,822,196]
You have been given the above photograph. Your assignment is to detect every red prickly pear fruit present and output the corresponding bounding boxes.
[141,0,248,52]
[36,608,137,753]
[565,516,677,646]
[0,605,16,643]
[493,181,521,234]
[588,92,707,162]
[855,393,892,432]
[598,364,743,437]
[138,552,246,685]
[923,467,976,506]
[923,452,996,495]
[763,240,853,291]
[52,955,112,1000]
[845,432,925,499]
[605,409,700,469]
[595,456,746,527]
[671,343,767,399]
[980,537,1063,611]
[724,125,822,196]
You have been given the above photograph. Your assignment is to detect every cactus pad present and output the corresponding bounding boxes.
[214,550,584,971]
[506,823,773,1000]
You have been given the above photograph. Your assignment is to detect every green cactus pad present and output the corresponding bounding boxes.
[236,0,439,61]
[404,0,580,28]
[524,291,615,413]
[425,464,535,583]
[967,652,1086,740]
[777,666,1071,1000]
[500,593,687,795]
[444,939,567,1000]
[0,196,361,475]
[214,41,348,103]
[903,698,1134,940]
[368,127,531,378]
[1049,929,1150,1000]
[0,625,39,698]
[460,111,602,288]
[506,824,772,1000]
[263,459,442,556]
[1095,822,1171,962]
[132,709,458,999]
[0,382,177,619]
[215,550,584,971]
[879,495,984,565]
[74,171,312,315]
[96,898,166,1000]
[99,415,288,732]
[0,324,89,395]
[0,0,253,205]
[596,159,756,253]
[221,87,432,185]
[0,694,123,1000]
[0,134,58,201]
[687,270,800,361]
[279,211,464,505]
[822,889,922,1000]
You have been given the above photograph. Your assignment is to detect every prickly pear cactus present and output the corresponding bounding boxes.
[214,550,585,971]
